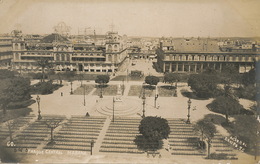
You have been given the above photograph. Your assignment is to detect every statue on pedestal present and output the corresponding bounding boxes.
[115,84,122,102]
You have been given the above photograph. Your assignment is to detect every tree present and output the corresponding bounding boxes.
[145,75,160,87]
[194,119,209,141]
[208,96,243,123]
[164,73,180,88]
[37,58,52,82]
[95,75,110,98]
[232,115,260,156]
[44,119,62,144]
[0,70,16,79]
[221,64,240,85]
[0,80,10,114]
[195,119,216,158]
[204,122,217,158]
[64,70,76,81]
[135,116,170,151]
[5,119,19,142]
[241,68,255,87]
[188,74,218,98]
[0,77,31,114]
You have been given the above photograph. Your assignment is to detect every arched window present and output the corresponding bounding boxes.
[188,55,192,61]
[61,54,65,61]
[108,55,112,61]
[56,54,60,61]
[66,54,70,61]
[175,55,179,61]
[114,45,118,51]
[200,55,205,61]
[194,55,198,61]
[213,55,218,61]
[14,43,19,50]
[107,45,112,52]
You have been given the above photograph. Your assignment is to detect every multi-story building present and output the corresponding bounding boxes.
[0,35,13,69]
[12,31,128,73]
[156,38,259,73]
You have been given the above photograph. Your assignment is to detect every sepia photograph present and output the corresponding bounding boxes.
[0,0,259,163]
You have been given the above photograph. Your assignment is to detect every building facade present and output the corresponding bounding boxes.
[156,38,259,73]
[0,35,13,69]
[12,31,127,73]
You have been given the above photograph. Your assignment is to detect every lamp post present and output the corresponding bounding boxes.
[90,140,95,155]
[100,83,103,98]
[36,95,42,120]
[154,85,158,108]
[186,98,191,124]
[112,97,115,122]
[142,84,146,118]
[70,81,73,94]
[83,85,86,106]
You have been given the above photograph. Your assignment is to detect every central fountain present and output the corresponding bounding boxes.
[96,84,141,117]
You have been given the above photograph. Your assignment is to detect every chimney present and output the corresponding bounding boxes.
[160,41,163,49]
[252,44,256,52]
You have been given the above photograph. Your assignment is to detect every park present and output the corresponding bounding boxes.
[0,58,259,163]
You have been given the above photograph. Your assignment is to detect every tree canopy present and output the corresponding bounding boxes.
[208,96,244,123]
[195,119,216,157]
[95,75,110,85]
[135,116,170,151]
[241,68,255,87]
[139,116,170,141]
[231,115,260,153]
[0,70,17,79]
[164,73,180,86]
[188,74,218,98]
[37,58,52,82]
[0,77,31,114]
[145,75,160,86]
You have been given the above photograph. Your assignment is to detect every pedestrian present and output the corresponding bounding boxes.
[61,92,63,96]
[193,106,197,111]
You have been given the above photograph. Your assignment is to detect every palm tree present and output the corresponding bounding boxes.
[37,58,52,82]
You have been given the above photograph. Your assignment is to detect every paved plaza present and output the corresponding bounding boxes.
[10,78,254,163]
[0,59,256,163]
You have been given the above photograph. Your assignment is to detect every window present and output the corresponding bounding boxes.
[56,54,60,61]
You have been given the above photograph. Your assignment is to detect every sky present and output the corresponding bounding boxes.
[0,0,259,37]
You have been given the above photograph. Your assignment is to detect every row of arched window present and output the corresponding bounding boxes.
[107,44,118,52]
[13,43,25,50]
[24,52,51,56]
[72,53,103,56]
[165,54,254,62]
[56,54,70,61]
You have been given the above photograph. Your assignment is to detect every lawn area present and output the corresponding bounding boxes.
[73,84,95,95]
[111,75,145,81]
[92,85,118,96]
[144,85,156,97]
[128,85,155,97]
[158,85,176,97]
[128,85,142,96]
